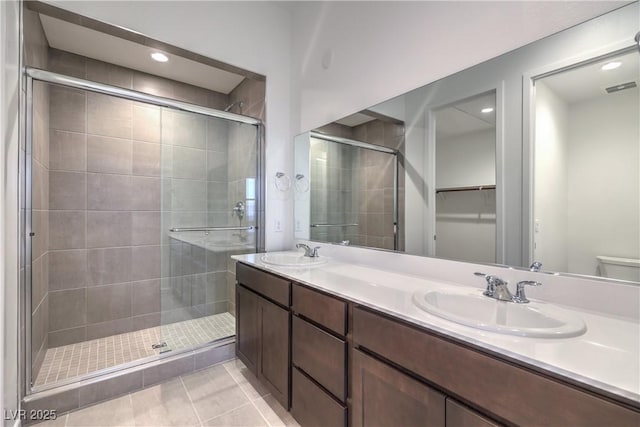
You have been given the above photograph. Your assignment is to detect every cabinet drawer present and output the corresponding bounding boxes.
[353,306,639,427]
[292,315,347,401]
[292,284,347,335]
[291,367,347,427]
[236,262,290,307]
[446,399,501,427]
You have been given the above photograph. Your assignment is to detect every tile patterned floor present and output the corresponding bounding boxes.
[34,359,299,427]
[35,313,236,387]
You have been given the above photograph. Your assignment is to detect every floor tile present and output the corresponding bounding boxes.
[38,358,299,427]
[201,403,267,427]
[180,364,249,422]
[31,414,67,427]
[254,394,300,427]
[66,395,134,427]
[130,378,199,426]
[222,359,270,401]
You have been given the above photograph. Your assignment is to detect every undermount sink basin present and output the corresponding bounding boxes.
[260,252,328,267]
[412,290,586,338]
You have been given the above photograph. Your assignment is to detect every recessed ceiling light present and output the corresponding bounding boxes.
[601,61,621,71]
[151,52,169,63]
[481,107,494,113]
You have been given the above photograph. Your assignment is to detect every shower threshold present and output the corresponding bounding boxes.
[33,312,235,388]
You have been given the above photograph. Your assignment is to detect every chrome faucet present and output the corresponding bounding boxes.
[474,272,542,304]
[296,243,320,258]
[529,261,543,272]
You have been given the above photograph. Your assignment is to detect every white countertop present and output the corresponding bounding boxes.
[233,252,640,406]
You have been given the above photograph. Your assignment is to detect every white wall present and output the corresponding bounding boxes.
[435,128,496,263]
[47,0,294,251]
[293,132,311,240]
[567,89,640,276]
[291,1,628,133]
[436,129,496,189]
[1,0,21,422]
[436,190,496,264]
[534,82,569,273]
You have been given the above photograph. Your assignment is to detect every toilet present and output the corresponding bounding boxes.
[596,256,640,282]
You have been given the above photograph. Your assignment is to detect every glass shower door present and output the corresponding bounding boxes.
[159,108,258,353]
[309,137,398,250]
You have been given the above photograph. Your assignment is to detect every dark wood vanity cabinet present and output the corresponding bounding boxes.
[291,284,349,427]
[236,263,291,408]
[352,306,639,427]
[352,349,446,427]
[236,263,639,427]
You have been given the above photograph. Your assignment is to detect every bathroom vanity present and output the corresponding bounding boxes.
[234,253,640,427]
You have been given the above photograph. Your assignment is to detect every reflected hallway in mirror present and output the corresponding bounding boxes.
[533,50,639,282]
[434,91,497,264]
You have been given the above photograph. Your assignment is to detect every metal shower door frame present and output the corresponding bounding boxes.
[22,67,265,394]
[308,131,399,250]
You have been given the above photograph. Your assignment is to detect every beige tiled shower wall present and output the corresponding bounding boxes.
[42,47,264,349]
[311,120,405,251]
[309,138,359,244]
[24,9,51,381]
[353,120,405,251]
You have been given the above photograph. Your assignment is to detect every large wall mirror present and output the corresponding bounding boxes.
[295,2,639,283]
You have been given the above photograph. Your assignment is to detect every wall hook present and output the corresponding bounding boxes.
[274,172,291,191]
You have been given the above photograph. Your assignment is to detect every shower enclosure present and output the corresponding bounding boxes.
[307,132,398,250]
[25,68,262,391]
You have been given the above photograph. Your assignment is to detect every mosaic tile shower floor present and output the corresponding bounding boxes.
[34,312,235,387]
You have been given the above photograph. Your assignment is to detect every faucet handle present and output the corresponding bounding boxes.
[529,261,543,272]
[296,243,320,257]
[513,280,542,303]
[474,272,508,297]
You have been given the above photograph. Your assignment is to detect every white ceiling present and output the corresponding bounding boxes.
[40,14,245,95]
[436,92,496,139]
[540,51,639,104]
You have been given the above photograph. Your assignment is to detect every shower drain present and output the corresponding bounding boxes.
[151,341,168,350]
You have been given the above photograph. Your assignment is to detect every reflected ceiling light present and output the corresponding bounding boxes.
[151,52,169,62]
[481,107,494,113]
[601,61,621,71]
